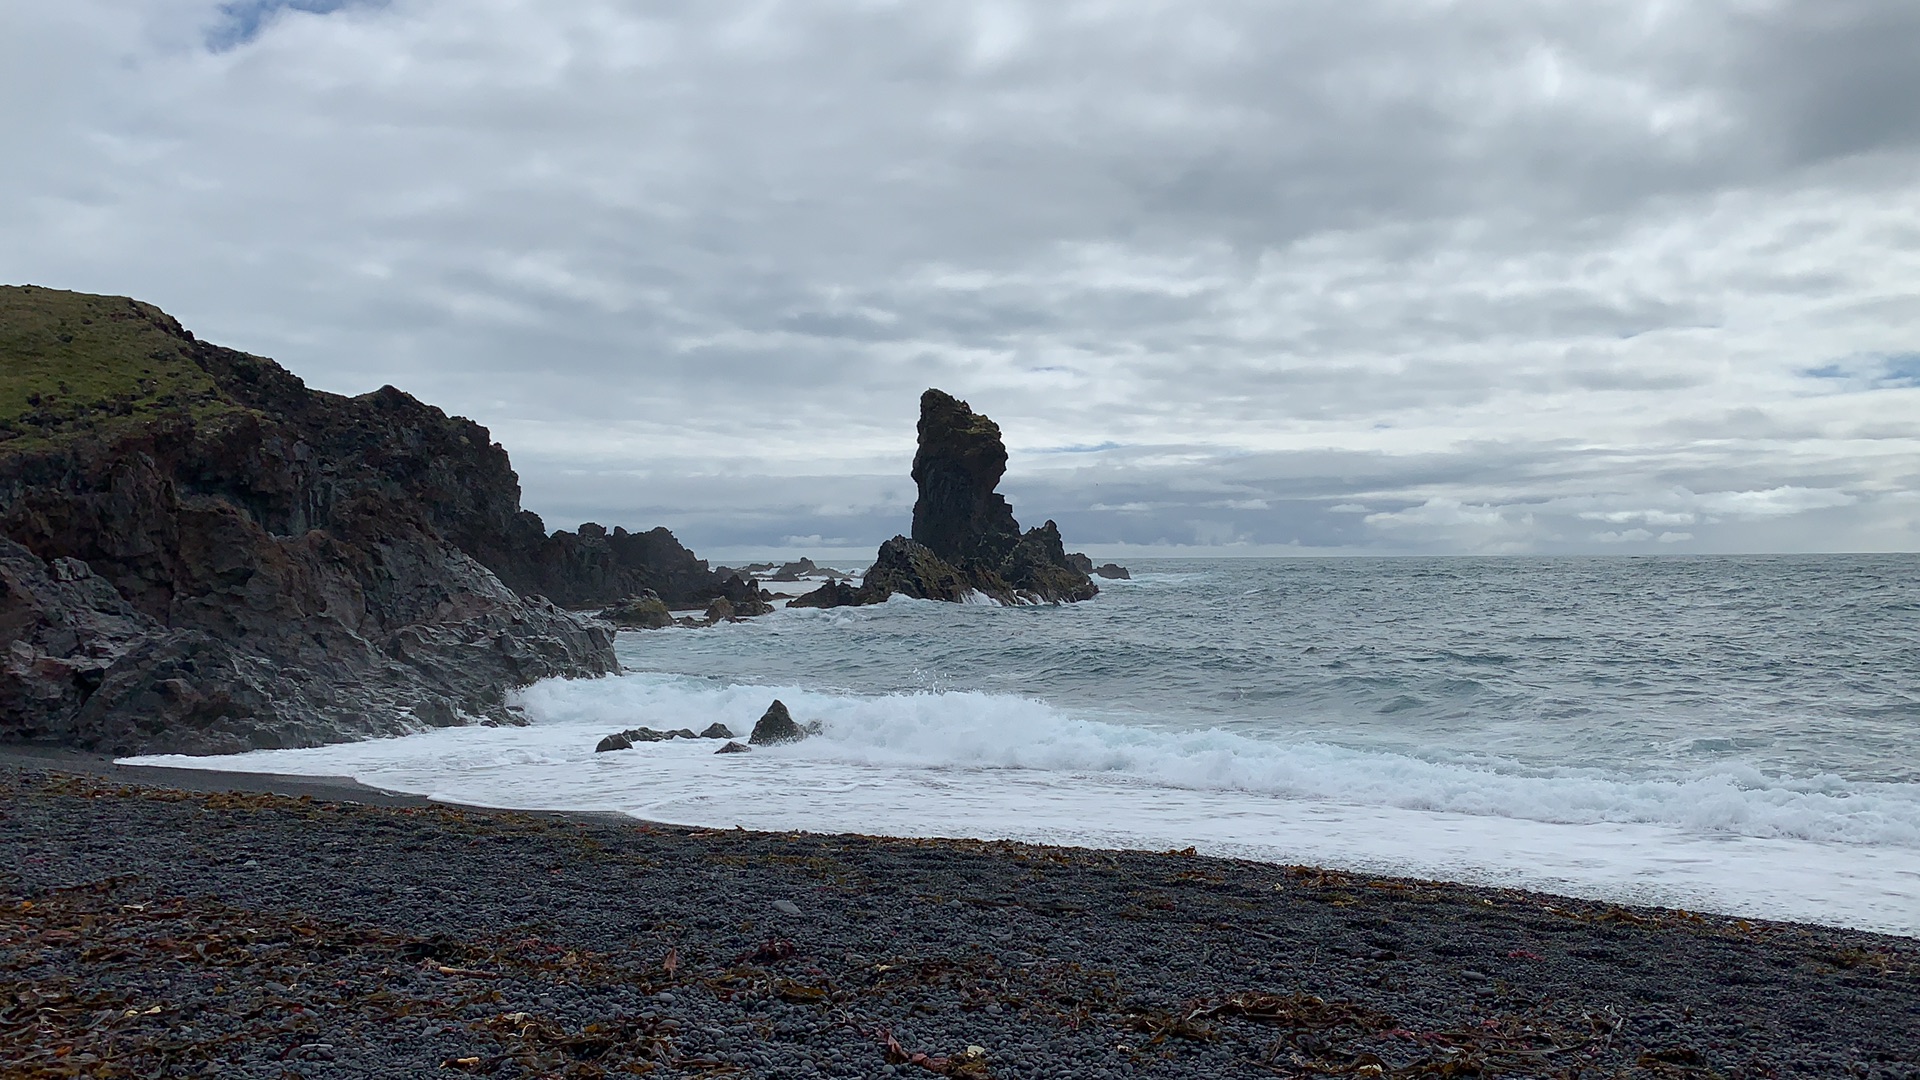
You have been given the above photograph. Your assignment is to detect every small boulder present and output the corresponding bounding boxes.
[704,597,735,623]
[788,580,863,609]
[597,593,673,629]
[715,740,750,754]
[748,699,806,745]
[595,732,633,752]
[699,722,735,739]
[1093,563,1131,580]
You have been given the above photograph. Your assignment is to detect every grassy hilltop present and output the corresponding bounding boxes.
[0,284,247,452]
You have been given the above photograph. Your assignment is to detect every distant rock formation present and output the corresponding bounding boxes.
[0,286,635,755]
[1092,563,1131,580]
[504,521,762,611]
[794,390,1097,608]
[769,558,816,582]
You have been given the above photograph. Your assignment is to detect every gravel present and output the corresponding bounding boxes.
[2,762,1916,1079]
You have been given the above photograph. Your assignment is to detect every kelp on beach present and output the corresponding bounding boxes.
[3,768,1916,1078]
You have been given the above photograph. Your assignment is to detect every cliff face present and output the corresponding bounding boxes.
[0,285,704,754]
[793,389,1097,608]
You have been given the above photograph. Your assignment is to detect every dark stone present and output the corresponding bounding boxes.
[748,699,806,745]
[910,389,1022,570]
[1066,552,1094,574]
[595,733,633,752]
[788,580,864,609]
[1093,563,1131,580]
[844,389,1097,607]
[699,723,735,739]
[0,287,619,755]
[769,558,816,582]
[861,535,971,602]
[597,592,673,629]
[714,740,750,754]
[506,522,753,611]
[1003,521,1097,602]
[704,597,735,623]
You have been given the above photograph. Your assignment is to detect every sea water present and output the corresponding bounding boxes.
[127,556,1920,935]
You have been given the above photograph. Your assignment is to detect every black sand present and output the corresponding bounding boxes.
[3,752,1914,1079]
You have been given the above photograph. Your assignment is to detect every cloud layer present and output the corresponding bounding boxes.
[4,0,1917,557]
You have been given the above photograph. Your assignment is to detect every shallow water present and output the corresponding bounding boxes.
[130,555,1920,935]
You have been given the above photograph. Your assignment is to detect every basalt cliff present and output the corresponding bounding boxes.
[794,389,1098,608]
[0,286,750,755]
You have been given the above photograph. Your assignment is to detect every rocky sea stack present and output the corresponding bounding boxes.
[794,389,1099,608]
[0,286,746,755]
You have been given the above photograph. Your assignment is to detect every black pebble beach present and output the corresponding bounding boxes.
[3,757,1915,1079]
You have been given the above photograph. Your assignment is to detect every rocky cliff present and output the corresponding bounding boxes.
[0,285,729,755]
[794,389,1097,608]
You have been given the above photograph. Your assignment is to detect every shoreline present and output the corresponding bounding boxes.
[5,751,1916,1078]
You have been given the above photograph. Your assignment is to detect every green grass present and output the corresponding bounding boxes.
[0,284,246,452]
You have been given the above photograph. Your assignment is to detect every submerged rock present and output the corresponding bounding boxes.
[748,699,806,745]
[714,740,750,754]
[593,725,700,751]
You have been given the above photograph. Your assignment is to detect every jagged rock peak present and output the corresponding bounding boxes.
[910,389,1022,568]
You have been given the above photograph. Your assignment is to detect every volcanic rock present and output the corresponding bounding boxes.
[770,558,816,582]
[911,389,1023,570]
[699,722,735,739]
[597,593,673,629]
[1093,563,1131,580]
[714,740,750,754]
[748,699,806,745]
[595,732,633,752]
[1002,520,1098,602]
[839,389,1098,606]
[788,580,863,609]
[862,535,973,602]
[0,286,619,755]
[1066,552,1094,574]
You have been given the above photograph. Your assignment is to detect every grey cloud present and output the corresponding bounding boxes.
[3,1,1918,556]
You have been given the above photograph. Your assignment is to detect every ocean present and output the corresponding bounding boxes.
[128,555,1920,935]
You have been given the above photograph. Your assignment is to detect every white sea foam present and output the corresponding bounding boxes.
[126,672,1920,936]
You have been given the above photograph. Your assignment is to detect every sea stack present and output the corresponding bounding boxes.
[793,389,1097,607]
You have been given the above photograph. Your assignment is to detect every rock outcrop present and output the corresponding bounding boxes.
[748,699,806,745]
[798,390,1097,608]
[505,522,761,611]
[1092,563,1131,580]
[596,593,674,629]
[0,286,635,755]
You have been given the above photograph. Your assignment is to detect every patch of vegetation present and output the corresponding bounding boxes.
[0,284,246,452]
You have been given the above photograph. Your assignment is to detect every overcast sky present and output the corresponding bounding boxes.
[4,0,1918,559]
